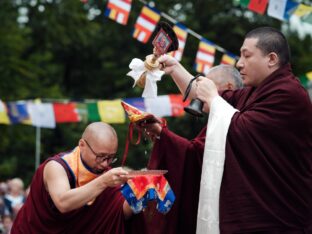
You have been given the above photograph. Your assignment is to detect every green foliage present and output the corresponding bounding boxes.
[0,0,311,184]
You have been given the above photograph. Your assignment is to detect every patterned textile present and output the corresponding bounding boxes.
[120,175,175,214]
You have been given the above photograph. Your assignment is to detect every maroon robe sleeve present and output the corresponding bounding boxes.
[141,126,206,234]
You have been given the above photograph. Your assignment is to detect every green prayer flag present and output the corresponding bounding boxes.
[299,75,309,88]
[87,102,101,122]
[240,0,250,8]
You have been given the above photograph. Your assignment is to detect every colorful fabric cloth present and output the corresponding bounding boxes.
[120,175,175,214]
[61,147,98,188]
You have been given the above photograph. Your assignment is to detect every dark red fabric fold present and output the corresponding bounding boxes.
[145,126,206,234]
[219,64,312,233]
[12,154,126,234]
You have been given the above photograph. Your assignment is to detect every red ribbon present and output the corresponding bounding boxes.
[121,122,141,166]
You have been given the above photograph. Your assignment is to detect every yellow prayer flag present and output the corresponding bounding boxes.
[306,71,312,81]
[97,100,125,124]
[293,4,312,17]
[0,101,10,124]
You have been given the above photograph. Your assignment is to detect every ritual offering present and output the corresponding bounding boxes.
[120,101,175,214]
[127,21,179,98]
[121,100,154,124]
[120,172,175,214]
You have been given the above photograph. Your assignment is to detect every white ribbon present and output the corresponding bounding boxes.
[127,58,164,98]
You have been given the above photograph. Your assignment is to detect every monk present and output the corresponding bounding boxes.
[11,122,133,234]
[138,64,243,234]
[157,27,312,233]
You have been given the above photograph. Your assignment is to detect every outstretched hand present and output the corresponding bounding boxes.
[101,167,129,187]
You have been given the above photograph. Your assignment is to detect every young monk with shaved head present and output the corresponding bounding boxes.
[12,122,133,234]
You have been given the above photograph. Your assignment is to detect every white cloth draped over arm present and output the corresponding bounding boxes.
[196,96,239,234]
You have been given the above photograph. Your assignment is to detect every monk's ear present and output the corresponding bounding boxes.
[268,52,279,67]
[78,139,84,147]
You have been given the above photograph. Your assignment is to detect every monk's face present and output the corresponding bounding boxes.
[80,138,118,174]
[236,38,271,87]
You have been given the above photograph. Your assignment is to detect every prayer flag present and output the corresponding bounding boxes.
[267,0,288,20]
[248,0,268,15]
[220,52,237,65]
[87,102,101,121]
[104,0,132,25]
[0,101,10,125]
[53,103,80,123]
[168,94,188,117]
[292,4,312,17]
[27,103,56,129]
[169,23,188,61]
[7,102,29,124]
[299,71,312,88]
[132,5,161,43]
[284,0,299,20]
[239,0,250,8]
[144,95,172,117]
[76,103,88,123]
[306,71,312,81]
[194,38,216,75]
[98,99,125,123]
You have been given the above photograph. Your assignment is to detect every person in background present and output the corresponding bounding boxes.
[11,122,134,234]
[138,64,243,234]
[3,178,25,219]
[154,26,312,233]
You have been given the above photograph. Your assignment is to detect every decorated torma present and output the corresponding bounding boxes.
[127,22,179,98]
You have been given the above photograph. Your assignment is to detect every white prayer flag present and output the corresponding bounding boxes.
[144,95,171,117]
[27,103,56,129]
[267,0,288,20]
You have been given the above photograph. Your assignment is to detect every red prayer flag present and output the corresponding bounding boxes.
[248,0,269,14]
[168,94,189,117]
[53,103,80,123]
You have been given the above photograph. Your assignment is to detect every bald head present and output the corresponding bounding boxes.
[207,64,243,91]
[82,122,117,148]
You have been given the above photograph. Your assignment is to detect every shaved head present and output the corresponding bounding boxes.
[82,122,117,148]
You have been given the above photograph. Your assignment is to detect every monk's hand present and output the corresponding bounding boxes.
[158,54,179,75]
[136,115,163,141]
[196,76,219,108]
[102,167,129,187]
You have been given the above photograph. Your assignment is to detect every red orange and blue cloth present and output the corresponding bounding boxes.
[120,174,175,214]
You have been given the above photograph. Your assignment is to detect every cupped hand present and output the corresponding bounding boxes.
[101,167,129,187]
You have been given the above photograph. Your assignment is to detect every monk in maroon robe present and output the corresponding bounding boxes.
[11,122,134,234]
[144,27,312,233]
[138,65,243,234]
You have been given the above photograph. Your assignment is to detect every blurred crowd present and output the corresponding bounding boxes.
[0,178,28,234]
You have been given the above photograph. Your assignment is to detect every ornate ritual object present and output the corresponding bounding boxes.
[127,22,179,98]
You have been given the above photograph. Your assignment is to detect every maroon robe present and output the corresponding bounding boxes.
[11,154,127,234]
[144,64,312,234]
[218,64,312,233]
[145,126,206,234]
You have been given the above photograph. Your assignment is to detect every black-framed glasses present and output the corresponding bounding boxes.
[83,139,118,164]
